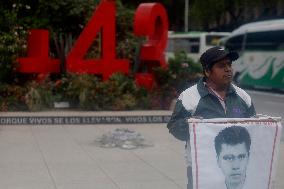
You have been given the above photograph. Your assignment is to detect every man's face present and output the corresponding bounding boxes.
[217,142,249,188]
[207,58,233,88]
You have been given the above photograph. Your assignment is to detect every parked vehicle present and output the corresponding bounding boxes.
[166,31,230,62]
[221,19,284,91]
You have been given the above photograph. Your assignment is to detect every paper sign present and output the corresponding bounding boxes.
[188,117,282,189]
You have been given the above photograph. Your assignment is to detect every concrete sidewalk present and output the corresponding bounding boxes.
[0,111,283,189]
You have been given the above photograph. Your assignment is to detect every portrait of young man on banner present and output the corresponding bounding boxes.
[214,126,251,189]
[188,118,282,189]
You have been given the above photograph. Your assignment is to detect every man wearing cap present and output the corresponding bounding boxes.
[167,46,256,189]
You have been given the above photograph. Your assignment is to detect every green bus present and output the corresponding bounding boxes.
[221,19,284,91]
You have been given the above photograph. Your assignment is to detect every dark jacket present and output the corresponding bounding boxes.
[167,78,256,141]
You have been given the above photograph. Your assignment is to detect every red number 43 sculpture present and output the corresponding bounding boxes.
[17,0,169,89]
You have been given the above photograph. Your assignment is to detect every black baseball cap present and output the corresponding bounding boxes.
[199,46,239,69]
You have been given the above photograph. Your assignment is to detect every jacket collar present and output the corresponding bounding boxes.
[197,77,236,98]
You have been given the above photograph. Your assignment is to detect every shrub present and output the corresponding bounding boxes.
[0,83,28,111]
[152,50,202,98]
[25,79,54,111]
[60,73,142,110]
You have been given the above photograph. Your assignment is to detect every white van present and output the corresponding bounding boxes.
[166,31,230,62]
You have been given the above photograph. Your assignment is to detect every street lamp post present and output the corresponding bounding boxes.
[185,0,189,32]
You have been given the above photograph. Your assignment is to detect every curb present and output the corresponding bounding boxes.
[0,110,172,125]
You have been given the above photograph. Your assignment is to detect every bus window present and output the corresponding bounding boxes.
[224,35,243,52]
[206,35,228,46]
[166,32,230,62]
[166,39,174,52]
[168,37,200,54]
[174,38,191,53]
[225,30,284,51]
[245,30,284,50]
[188,37,200,53]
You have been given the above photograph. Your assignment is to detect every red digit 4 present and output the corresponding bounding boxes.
[66,0,129,80]
[17,29,60,74]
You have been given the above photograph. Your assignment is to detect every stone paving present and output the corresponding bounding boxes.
[0,111,283,189]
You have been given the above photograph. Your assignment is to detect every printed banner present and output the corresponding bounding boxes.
[188,117,282,189]
[0,115,171,125]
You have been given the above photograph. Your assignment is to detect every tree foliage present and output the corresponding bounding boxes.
[0,0,140,83]
[189,0,284,31]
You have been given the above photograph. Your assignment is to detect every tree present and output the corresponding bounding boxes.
[189,0,284,31]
